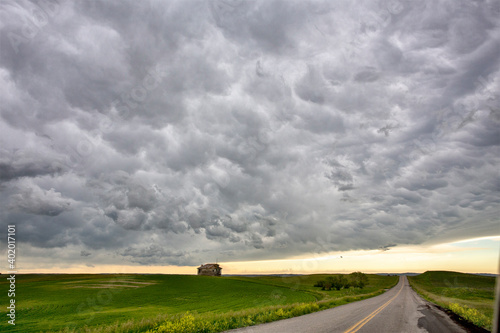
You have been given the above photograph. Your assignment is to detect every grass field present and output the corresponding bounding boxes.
[408,271,497,331]
[0,273,397,332]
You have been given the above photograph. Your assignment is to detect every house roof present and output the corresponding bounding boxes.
[198,263,221,269]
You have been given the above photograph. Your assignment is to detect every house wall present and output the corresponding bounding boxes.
[197,268,221,276]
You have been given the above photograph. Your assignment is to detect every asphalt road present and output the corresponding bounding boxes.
[226,276,468,333]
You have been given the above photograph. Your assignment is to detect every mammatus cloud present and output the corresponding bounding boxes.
[0,0,499,268]
[8,185,73,216]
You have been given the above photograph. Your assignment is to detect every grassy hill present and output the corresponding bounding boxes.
[0,273,397,332]
[408,271,496,331]
[228,274,396,300]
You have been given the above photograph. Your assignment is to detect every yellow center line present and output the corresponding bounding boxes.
[343,279,405,333]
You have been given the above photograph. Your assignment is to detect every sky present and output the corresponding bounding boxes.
[0,0,499,275]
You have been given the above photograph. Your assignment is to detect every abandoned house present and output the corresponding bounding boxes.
[197,263,222,276]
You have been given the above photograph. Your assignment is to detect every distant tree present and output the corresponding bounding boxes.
[343,279,352,289]
[349,272,368,289]
[314,274,360,290]
[332,275,348,290]
[325,276,335,290]
[314,280,325,288]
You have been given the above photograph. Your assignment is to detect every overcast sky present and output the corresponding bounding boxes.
[0,0,499,272]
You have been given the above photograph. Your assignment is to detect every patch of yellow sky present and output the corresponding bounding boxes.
[22,235,499,275]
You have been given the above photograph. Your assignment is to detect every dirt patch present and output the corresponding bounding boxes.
[67,284,140,289]
[107,280,156,285]
[65,281,157,289]
[62,280,92,284]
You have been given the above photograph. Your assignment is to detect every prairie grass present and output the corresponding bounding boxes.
[146,281,397,333]
[448,303,490,329]
[408,271,496,331]
[0,274,397,332]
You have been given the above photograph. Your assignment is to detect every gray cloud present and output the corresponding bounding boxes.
[8,185,73,216]
[0,0,498,268]
[120,244,191,265]
[0,149,63,182]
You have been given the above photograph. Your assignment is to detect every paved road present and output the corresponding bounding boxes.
[226,276,467,333]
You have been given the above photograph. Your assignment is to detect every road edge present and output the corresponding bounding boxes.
[407,278,491,333]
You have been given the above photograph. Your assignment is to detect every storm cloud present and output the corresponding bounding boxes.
[0,0,499,268]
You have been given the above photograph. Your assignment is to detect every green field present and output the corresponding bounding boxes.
[408,271,497,331]
[0,273,397,332]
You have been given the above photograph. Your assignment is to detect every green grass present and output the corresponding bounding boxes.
[408,271,496,331]
[0,273,397,332]
[147,274,398,333]
[227,274,396,300]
